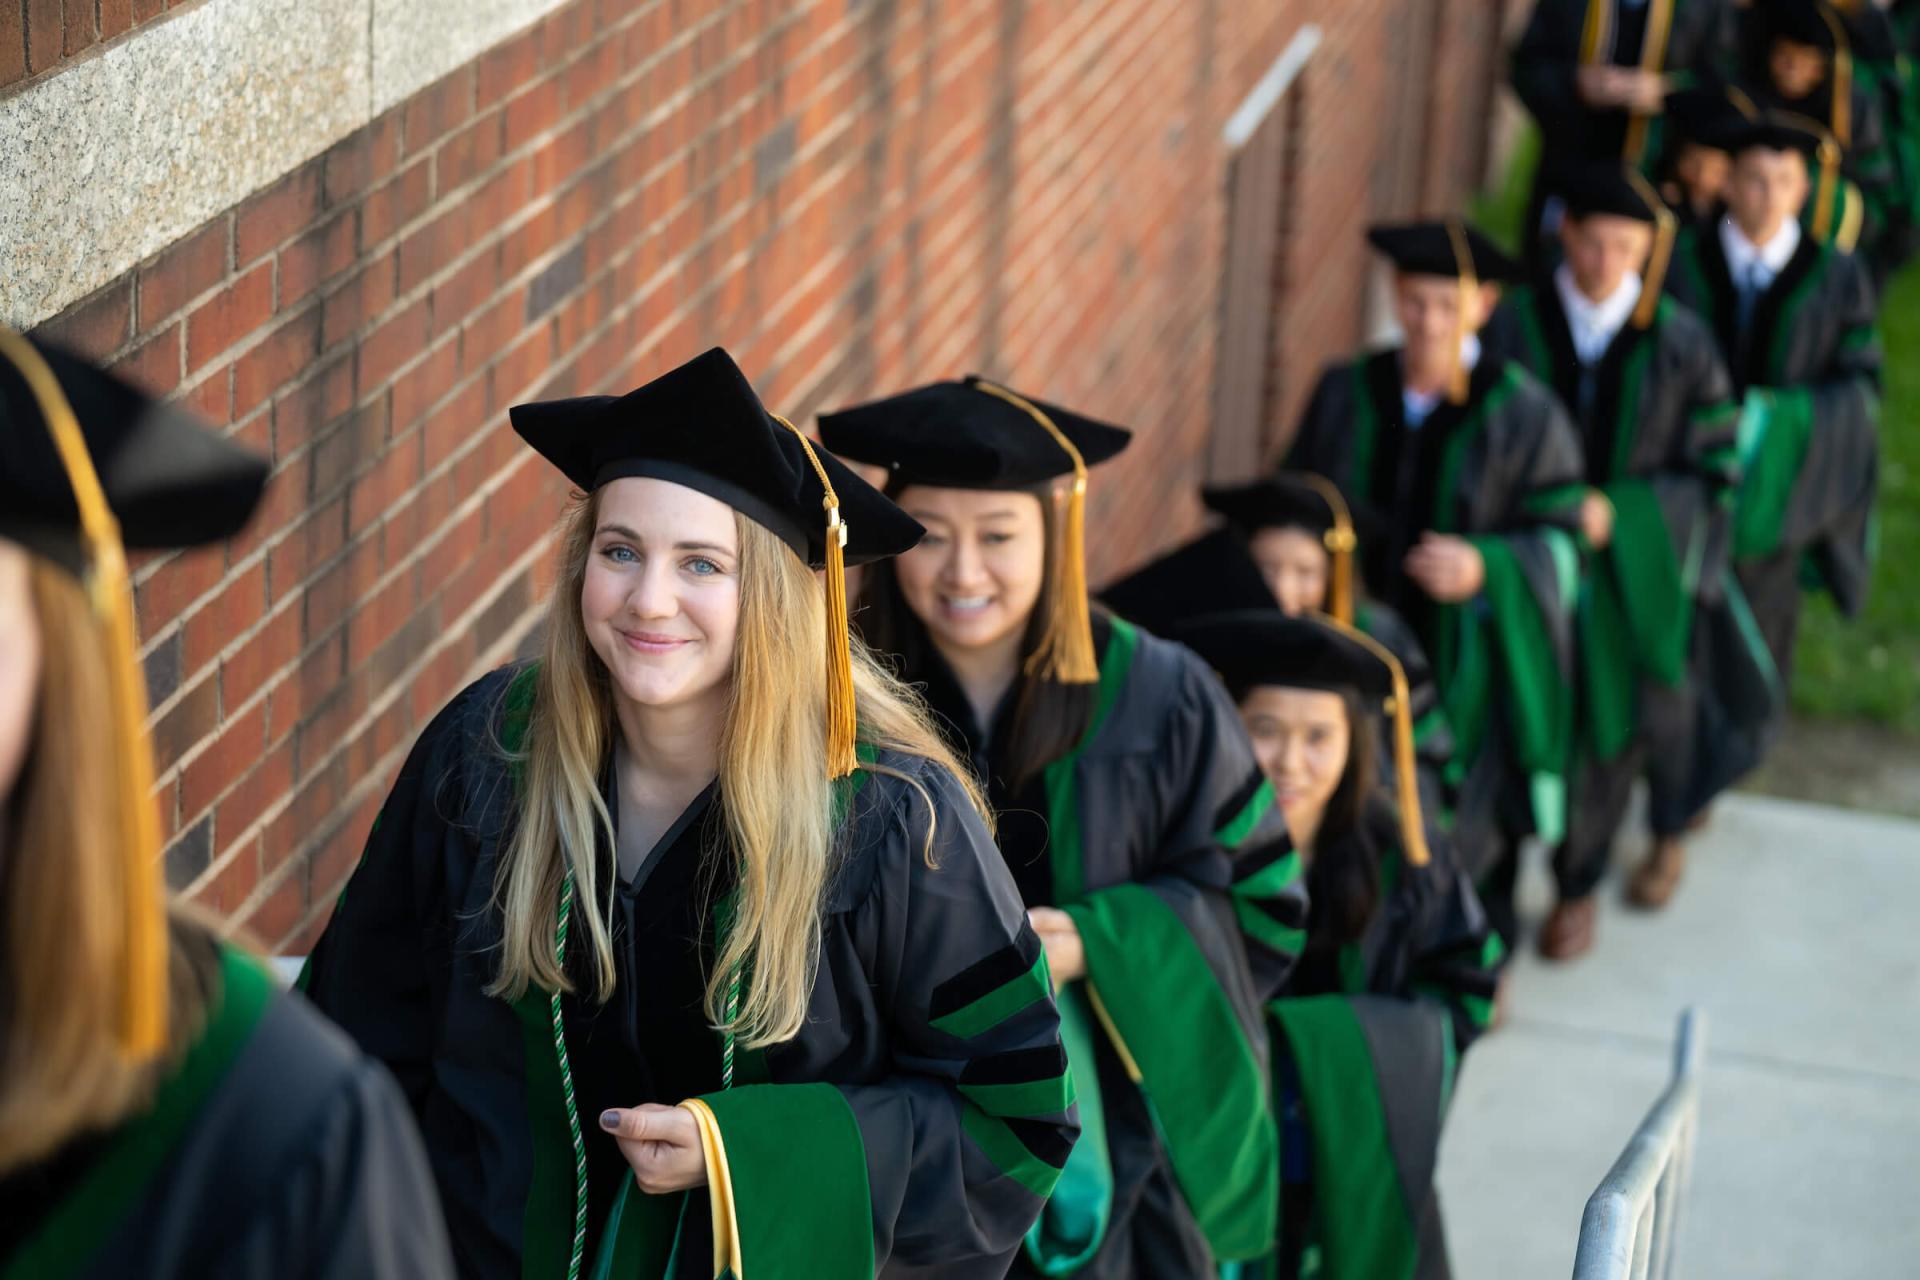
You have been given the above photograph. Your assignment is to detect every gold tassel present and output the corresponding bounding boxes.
[772,415,860,779]
[1625,168,1677,328]
[1297,471,1357,625]
[1823,4,1852,148]
[970,380,1101,684]
[1816,139,1842,242]
[1623,0,1677,163]
[0,327,169,1059]
[1578,0,1610,65]
[1443,219,1478,406]
[1316,611,1432,868]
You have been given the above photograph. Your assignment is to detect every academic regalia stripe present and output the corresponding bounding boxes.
[958,1073,1077,1120]
[928,951,1052,1040]
[962,1110,1069,1198]
[928,940,1043,1023]
[1235,900,1308,960]
[1212,775,1276,849]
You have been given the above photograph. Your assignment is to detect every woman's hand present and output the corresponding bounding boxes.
[1580,490,1615,550]
[1403,533,1486,603]
[600,1104,709,1193]
[1028,907,1086,985]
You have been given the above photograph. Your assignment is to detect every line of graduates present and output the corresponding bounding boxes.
[4,330,1502,1279]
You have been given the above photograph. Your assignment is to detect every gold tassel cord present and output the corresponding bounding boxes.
[1624,167,1678,328]
[1822,4,1852,149]
[1314,611,1432,868]
[772,415,859,780]
[1623,0,1677,164]
[0,326,169,1059]
[1777,111,1845,242]
[1296,471,1357,625]
[1578,0,1611,66]
[970,380,1101,684]
[1443,219,1478,407]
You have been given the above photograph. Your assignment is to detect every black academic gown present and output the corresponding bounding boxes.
[301,665,1078,1280]
[1247,807,1503,1280]
[1510,0,1736,261]
[0,921,452,1280]
[1485,280,1739,883]
[1285,352,1586,893]
[893,613,1305,1278]
[1664,223,1880,798]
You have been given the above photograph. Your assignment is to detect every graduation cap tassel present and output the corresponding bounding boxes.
[1823,4,1853,149]
[1316,611,1432,869]
[1443,219,1478,407]
[773,416,860,780]
[1626,168,1678,328]
[1297,472,1358,625]
[1815,140,1841,242]
[0,327,169,1059]
[971,380,1101,685]
[1623,0,1676,164]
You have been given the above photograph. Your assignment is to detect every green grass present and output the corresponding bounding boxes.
[1471,125,1920,736]
[1790,266,1920,734]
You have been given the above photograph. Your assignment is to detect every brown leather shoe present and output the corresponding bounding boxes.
[1627,837,1687,910]
[1538,896,1597,962]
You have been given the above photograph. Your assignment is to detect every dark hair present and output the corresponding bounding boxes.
[852,481,1097,791]
[1298,689,1389,952]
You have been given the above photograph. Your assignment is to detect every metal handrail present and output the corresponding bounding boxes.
[1571,1008,1708,1280]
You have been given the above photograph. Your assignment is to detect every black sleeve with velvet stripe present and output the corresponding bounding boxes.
[689,757,1077,1277]
[1061,636,1292,1263]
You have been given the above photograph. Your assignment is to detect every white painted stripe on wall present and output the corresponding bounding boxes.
[0,0,571,328]
[1222,24,1322,150]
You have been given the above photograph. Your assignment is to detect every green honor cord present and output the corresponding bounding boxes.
[549,871,743,1279]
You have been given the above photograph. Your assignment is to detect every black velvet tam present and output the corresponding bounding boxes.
[1764,0,1842,52]
[1558,162,1666,224]
[0,335,269,578]
[817,376,1132,490]
[1098,527,1277,638]
[1665,85,1757,153]
[1202,474,1342,539]
[1727,111,1834,158]
[1172,608,1394,704]
[510,347,922,568]
[1365,221,1524,284]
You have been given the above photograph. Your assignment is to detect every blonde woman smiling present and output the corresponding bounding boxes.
[302,350,1076,1279]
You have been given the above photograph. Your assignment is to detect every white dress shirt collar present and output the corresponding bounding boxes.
[1403,335,1481,427]
[1720,215,1802,290]
[1553,264,1643,366]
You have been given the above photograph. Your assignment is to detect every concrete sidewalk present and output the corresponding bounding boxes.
[1436,794,1920,1278]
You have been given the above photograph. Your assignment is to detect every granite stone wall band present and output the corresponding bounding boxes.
[0,0,571,329]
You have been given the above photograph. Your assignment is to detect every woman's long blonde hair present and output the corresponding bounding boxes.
[490,491,985,1047]
[0,561,210,1174]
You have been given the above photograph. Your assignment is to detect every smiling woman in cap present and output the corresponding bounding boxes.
[1285,219,1586,949]
[0,331,453,1279]
[300,348,1077,1279]
[1100,471,1458,825]
[823,377,1304,1278]
[1167,607,1501,1280]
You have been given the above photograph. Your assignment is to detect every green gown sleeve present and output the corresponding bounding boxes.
[685,758,1078,1278]
[1060,640,1300,1263]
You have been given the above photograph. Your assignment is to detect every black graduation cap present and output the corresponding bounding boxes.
[1098,527,1277,637]
[0,329,267,1059]
[1365,220,1524,285]
[1201,472,1359,623]
[1174,607,1433,867]
[1766,0,1844,52]
[1559,163,1666,224]
[821,377,1133,685]
[510,347,922,570]
[513,347,918,777]
[1665,84,1761,153]
[0,336,269,579]
[815,377,1132,490]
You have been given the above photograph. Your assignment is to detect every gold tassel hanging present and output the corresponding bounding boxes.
[970,380,1101,685]
[773,415,859,779]
[1822,4,1853,148]
[0,326,169,1059]
[1316,611,1432,868]
[1297,472,1357,625]
[1443,219,1478,406]
[1578,0,1611,65]
[1624,0,1677,164]
[1779,111,1846,242]
[1625,168,1678,328]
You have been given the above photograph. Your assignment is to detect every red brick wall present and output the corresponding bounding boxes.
[28,0,1507,951]
[1,0,176,88]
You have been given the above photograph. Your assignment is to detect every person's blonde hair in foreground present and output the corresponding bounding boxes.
[0,330,453,1278]
[299,347,1077,1279]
